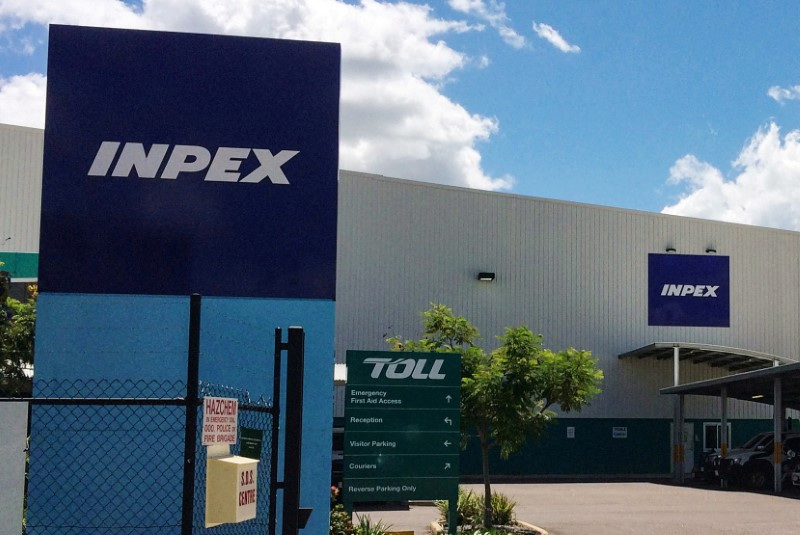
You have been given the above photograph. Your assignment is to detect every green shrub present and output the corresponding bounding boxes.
[329,486,356,535]
[329,487,394,535]
[354,514,393,535]
[435,487,517,529]
[489,492,516,525]
[435,487,483,527]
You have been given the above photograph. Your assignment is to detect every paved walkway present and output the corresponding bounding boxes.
[352,481,800,535]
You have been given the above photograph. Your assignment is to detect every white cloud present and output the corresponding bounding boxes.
[768,85,800,104]
[0,73,45,128]
[342,74,511,189]
[532,21,580,54]
[0,0,146,29]
[662,123,800,230]
[0,0,512,191]
[448,0,526,49]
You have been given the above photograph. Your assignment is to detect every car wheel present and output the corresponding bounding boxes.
[744,464,772,490]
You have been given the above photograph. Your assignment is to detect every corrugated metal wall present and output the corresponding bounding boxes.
[335,171,800,420]
[0,123,43,252]
[3,122,798,425]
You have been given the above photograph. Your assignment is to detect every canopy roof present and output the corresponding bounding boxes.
[660,360,800,411]
[619,342,793,373]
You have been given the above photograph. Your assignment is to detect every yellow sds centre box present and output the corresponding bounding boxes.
[205,455,259,527]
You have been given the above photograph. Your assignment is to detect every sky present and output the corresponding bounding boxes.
[2,1,800,229]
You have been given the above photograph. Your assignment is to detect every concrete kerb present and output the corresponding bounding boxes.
[355,498,549,535]
[428,519,548,535]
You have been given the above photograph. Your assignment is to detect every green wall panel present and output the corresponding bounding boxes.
[729,419,773,447]
[458,418,781,477]
[0,252,38,279]
[460,419,672,476]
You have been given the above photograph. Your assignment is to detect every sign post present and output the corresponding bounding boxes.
[343,351,461,533]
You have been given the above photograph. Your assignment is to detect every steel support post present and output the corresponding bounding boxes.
[673,394,685,484]
[720,386,728,488]
[673,345,680,387]
[720,386,728,458]
[671,345,683,485]
[774,377,783,493]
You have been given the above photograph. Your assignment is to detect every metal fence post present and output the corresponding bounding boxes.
[270,328,284,535]
[181,293,202,535]
[282,326,306,535]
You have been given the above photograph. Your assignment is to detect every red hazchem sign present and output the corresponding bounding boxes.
[202,397,239,446]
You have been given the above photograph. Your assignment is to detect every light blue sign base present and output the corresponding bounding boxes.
[31,293,334,534]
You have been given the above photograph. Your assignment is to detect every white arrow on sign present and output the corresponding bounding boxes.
[445,395,452,403]
[444,417,452,426]
[443,440,452,447]
[445,463,451,470]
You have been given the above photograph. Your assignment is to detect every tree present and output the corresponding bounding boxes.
[0,277,36,397]
[388,304,603,528]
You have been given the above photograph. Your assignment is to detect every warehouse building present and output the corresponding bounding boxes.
[0,123,41,300]
[335,170,800,477]
[3,122,799,478]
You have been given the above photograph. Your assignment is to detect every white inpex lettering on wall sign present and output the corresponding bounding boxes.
[87,141,299,183]
[363,358,447,380]
[660,284,719,297]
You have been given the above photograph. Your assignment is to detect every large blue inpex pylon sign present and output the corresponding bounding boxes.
[33,24,339,535]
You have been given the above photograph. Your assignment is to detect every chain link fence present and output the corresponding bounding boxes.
[20,378,276,535]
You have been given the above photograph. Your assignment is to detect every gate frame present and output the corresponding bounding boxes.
[0,293,299,534]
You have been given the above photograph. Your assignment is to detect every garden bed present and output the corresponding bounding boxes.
[429,519,547,535]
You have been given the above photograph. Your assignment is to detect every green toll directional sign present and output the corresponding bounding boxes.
[345,408,458,432]
[345,477,456,502]
[346,453,459,478]
[347,384,460,410]
[343,350,461,507]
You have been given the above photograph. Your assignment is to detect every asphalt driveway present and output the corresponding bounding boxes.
[352,481,800,535]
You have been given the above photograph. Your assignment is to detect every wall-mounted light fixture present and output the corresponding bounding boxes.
[477,272,495,281]
[705,247,717,254]
[751,394,764,400]
[665,247,676,253]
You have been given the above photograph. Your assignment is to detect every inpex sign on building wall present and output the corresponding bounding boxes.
[648,253,730,327]
[39,25,339,299]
